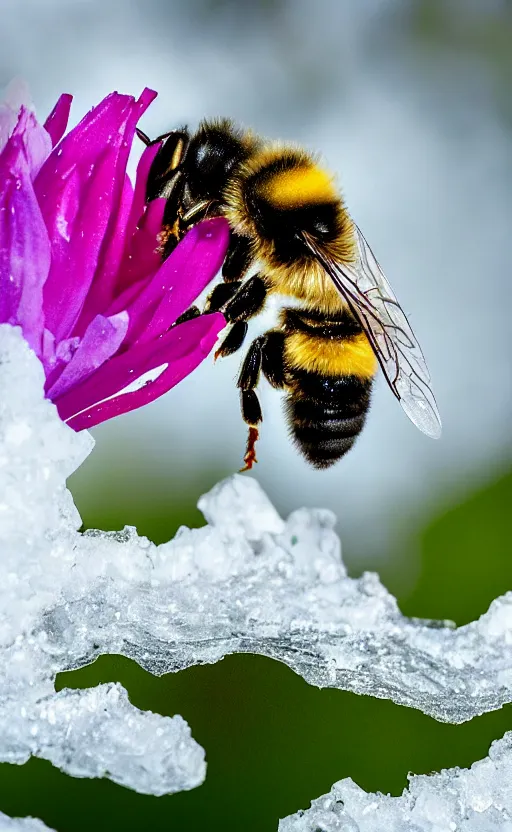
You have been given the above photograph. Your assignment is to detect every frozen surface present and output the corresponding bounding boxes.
[0,816,54,832]
[0,323,511,809]
[0,327,205,796]
[279,731,512,832]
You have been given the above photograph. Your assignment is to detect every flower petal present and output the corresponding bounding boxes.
[73,172,134,336]
[36,89,156,342]
[110,197,165,299]
[46,311,129,399]
[122,217,230,348]
[77,90,158,330]
[55,312,225,429]
[103,275,151,321]
[43,93,73,148]
[39,149,117,342]
[12,107,52,179]
[124,140,162,245]
[0,136,50,355]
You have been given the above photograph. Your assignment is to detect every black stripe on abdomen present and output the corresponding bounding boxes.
[285,371,373,468]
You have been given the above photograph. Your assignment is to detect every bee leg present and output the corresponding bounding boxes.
[215,320,248,360]
[173,306,201,327]
[222,232,255,282]
[237,336,265,471]
[204,281,242,313]
[175,270,263,357]
[240,422,260,472]
[238,330,289,470]
[174,280,242,330]
[175,253,264,357]
[240,391,262,472]
[261,330,287,389]
[205,282,246,360]
[224,274,268,322]
[214,274,268,360]
[168,274,248,345]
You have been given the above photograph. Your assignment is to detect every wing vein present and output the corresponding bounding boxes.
[301,225,442,439]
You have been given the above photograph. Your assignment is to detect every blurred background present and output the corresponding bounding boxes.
[0,0,511,829]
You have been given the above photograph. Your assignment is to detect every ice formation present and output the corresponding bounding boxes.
[279,731,512,832]
[0,816,54,832]
[0,323,511,824]
[0,326,204,796]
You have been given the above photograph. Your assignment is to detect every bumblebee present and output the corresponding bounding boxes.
[138,119,441,470]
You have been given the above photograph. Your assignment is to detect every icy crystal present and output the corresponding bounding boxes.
[0,816,55,832]
[0,326,205,796]
[279,732,512,832]
[0,323,511,820]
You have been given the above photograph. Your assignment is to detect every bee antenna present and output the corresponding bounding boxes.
[136,128,151,146]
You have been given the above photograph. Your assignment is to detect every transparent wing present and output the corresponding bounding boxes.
[302,224,442,439]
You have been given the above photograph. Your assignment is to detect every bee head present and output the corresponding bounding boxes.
[184,119,256,202]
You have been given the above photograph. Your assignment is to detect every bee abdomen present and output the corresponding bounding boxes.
[286,373,372,468]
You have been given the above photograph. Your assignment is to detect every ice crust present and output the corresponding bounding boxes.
[0,816,55,832]
[0,324,511,819]
[0,327,205,796]
[279,732,512,832]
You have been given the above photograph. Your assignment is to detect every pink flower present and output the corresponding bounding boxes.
[0,84,229,430]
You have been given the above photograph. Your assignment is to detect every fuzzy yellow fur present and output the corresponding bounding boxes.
[267,257,350,315]
[223,145,357,315]
[285,330,377,379]
[259,164,337,208]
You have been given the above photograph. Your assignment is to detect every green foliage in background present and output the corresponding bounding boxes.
[403,467,512,626]
[0,464,510,831]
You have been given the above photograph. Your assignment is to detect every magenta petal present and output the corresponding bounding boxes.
[36,90,156,341]
[74,173,134,335]
[13,107,52,179]
[104,275,152,321]
[46,311,129,399]
[56,312,225,429]
[43,93,73,147]
[138,196,166,239]
[111,197,165,297]
[0,137,50,355]
[40,149,118,342]
[125,140,162,243]
[123,217,230,348]
[0,87,224,433]
[36,91,155,200]
[84,90,158,305]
